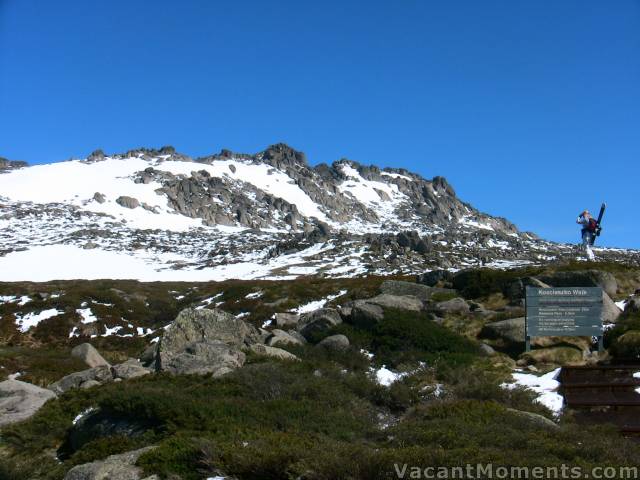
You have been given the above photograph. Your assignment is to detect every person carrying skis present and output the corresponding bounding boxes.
[576,210,597,260]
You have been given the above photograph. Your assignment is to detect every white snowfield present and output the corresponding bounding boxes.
[15,308,64,333]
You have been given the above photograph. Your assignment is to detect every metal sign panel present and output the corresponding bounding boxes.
[525,286,603,338]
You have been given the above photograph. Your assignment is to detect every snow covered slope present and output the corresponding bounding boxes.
[0,144,638,281]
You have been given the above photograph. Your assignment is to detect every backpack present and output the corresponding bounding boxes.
[587,218,598,232]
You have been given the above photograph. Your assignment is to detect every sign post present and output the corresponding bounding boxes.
[525,287,603,353]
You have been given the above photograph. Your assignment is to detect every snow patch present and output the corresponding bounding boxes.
[501,368,563,416]
[292,290,347,314]
[15,309,64,333]
[76,308,97,324]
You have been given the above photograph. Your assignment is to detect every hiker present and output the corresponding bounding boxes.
[576,210,596,260]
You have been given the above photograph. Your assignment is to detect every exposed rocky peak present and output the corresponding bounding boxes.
[0,157,28,171]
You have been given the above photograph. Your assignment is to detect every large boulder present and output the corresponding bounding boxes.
[531,336,593,352]
[111,359,152,380]
[316,334,350,352]
[366,294,423,312]
[518,346,585,366]
[479,317,525,345]
[602,292,622,324]
[71,343,110,369]
[274,312,300,328]
[610,330,640,359]
[49,366,113,395]
[157,308,250,368]
[115,196,140,209]
[266,329,305,347]
[350,302,384,328]
[249,344,300,361]
[297,308,342,340]
[64,447,156,480]
[161,341,245,377]
[380,280,455,302]
[433,297,470,315]
[416,270,454,287]
[0,380,57,426]
[536,270,618,297]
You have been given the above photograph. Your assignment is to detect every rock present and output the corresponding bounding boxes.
[111,359,152,380]
[602,292,622,324]
[380,280,454,302]
[92,192,106,204]
[479,343,496,357]
[161,341,245,377]
[297,308,342,340]
[433,297,470,315]
[83,242,99,249]
[537,270,618,297]
[157,308,251,370]
[80,380,102,389]
[139,343,158,367]
[266,329,305,347]
[479,317,525,344]
[274,312,300,328]
[116,196,140,209]
[48,366,113,395]
[249,344,300,361]
[366,294,423,312]
[316,334,350,352]
[0,380,57,426]
[71,343,110,368]
[518,346,585,366]
[610,330,640,359]
[506,408,559,430]
[504,277,551,301]
[624,296,640,314]
[63,446,156,480]
[531,336,592,352]
[416,269,453,287]
[350,302,384,328]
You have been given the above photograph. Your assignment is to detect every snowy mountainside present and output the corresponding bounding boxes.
[0,144,638,281]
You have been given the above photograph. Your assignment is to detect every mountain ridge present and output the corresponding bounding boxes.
[0,143,637,281]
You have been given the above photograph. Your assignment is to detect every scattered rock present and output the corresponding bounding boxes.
[518,346,584,366]
[71,343,110,369]
[366,294,423,312]
[350,302,384,328]
[433,297,470,315]
[161,341,245,377]
[111,359,152,380]
[266,329,305,347]
[380,280,454,302]
[48,366,113,395]
[316,334,350,352]
[297,308,342,340]
[479,343,496,357]
[506,408,559,430]
[249,344,300,361]
[416,269,454,287]
[602,292,622,324]
[0,380,57,426]
[274,312,300,328]
[92,192,106,204]
[479,317,525,345]
[115,196,140,209]
[537,270,618,297]
[63,446,156,480]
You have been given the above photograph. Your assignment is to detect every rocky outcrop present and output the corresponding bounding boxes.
[63,446,157,480]
[380,280,455,302]
[111,359,152,380]
[366,294,423,312]
[266,329,305,347]
[316,334,350,352]
[433,297,470,315]
[297,309,342,340]
[0,157,28,171]
[480,317,525,345]
[49,366,113,395]
[518,346,584,367]
[72,343,110,368]
[350,302,384,328]
[0,380,56,426]
[116,196,140,209]
[537,270,618,297]
[156,308,251,376]
[249,344,300,361]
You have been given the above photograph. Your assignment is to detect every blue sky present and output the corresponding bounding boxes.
[1,1,638,248]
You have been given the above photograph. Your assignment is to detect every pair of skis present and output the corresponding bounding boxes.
[590,202,606,246]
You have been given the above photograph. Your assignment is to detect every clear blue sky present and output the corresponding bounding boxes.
[1,1,638,248]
